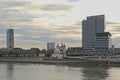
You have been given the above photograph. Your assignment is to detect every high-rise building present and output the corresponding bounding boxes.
[6,29,14,49]
[82,15,111,50]
[47,42,55,51]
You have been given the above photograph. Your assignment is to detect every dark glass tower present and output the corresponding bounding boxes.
[7,29,14,49]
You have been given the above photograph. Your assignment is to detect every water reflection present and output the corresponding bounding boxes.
[1,62,119,80]
[6,63,15,80]
[53,64,110,80]
[81,66,109,80]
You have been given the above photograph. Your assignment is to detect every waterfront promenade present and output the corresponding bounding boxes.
[0,56,120,66]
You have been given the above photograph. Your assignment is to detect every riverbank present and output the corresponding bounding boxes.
[0,57,120,67]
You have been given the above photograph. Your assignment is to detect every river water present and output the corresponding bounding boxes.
[0,62,120,80]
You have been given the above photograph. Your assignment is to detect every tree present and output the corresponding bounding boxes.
[41,49,46,52]
[13,48,23,50]
[13,48,23,57]
[30,48,40,57]
[8,50,16,57]
[0,53,2,57]
[45,53,51,58]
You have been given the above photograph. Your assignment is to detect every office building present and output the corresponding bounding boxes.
[95,32,112,49]
[6,29,14,49]
[82,15,111,50]
[95,32,111,49]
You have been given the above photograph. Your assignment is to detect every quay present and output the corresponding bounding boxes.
[0,57,120,67]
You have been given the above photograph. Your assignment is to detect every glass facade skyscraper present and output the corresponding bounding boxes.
[82,15,111,49]
[6,29,14,49]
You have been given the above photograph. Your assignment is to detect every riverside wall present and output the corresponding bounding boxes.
[0,57,120,67]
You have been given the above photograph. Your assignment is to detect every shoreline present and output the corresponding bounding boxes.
[0,57,120,67]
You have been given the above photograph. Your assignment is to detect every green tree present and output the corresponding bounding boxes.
[45,53,51,58]
[30,48,40,57]
[0,53,3,57]
[13,48,23,57]
[8,50,15,57]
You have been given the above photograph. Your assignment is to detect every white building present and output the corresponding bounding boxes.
[52,43,66,59]
[47,42,55,51]
[6,29,14,49]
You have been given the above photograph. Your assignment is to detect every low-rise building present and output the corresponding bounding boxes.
[66,47,111,56]
[66,47,93,56]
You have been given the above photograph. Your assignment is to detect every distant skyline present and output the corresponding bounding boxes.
[0,0,120,49]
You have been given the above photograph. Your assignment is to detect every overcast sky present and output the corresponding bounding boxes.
[0,0,120,49]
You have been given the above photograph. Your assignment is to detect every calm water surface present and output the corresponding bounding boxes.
[0,62,120,80]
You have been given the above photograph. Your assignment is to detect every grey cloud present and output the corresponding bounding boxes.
[106,22,120,25]
[0,0,37,24]
[27,4,74,11]
[0,9,37,20]
[55,25,79,30]
[0,20,34,29]
[106,22,120,33]
[39,4,73,11]
[107,25,120,32]
[0,0,74,11]
[0,9,37,28]
[51,38,81,43]
[106,22,120,39]
[50,23,81,34]
[110,28,120,33]
[74,21,82,26]
[112,36,120,39]
[67,0,80,2]
[0,0,31,9]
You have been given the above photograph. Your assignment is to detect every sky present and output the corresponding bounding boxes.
[0,0,120,49]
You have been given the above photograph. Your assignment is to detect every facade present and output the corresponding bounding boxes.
[6,29,14,49]
[66,47,111,56]
[82,15,111,50]
[47,42,55,51]
[82,15,105,49]
[66,47,93,56]
[0,48,37,57]
[52,43,66,59]
[95,32,112,49]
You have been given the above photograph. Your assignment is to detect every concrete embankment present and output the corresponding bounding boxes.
[0,57,120,67]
